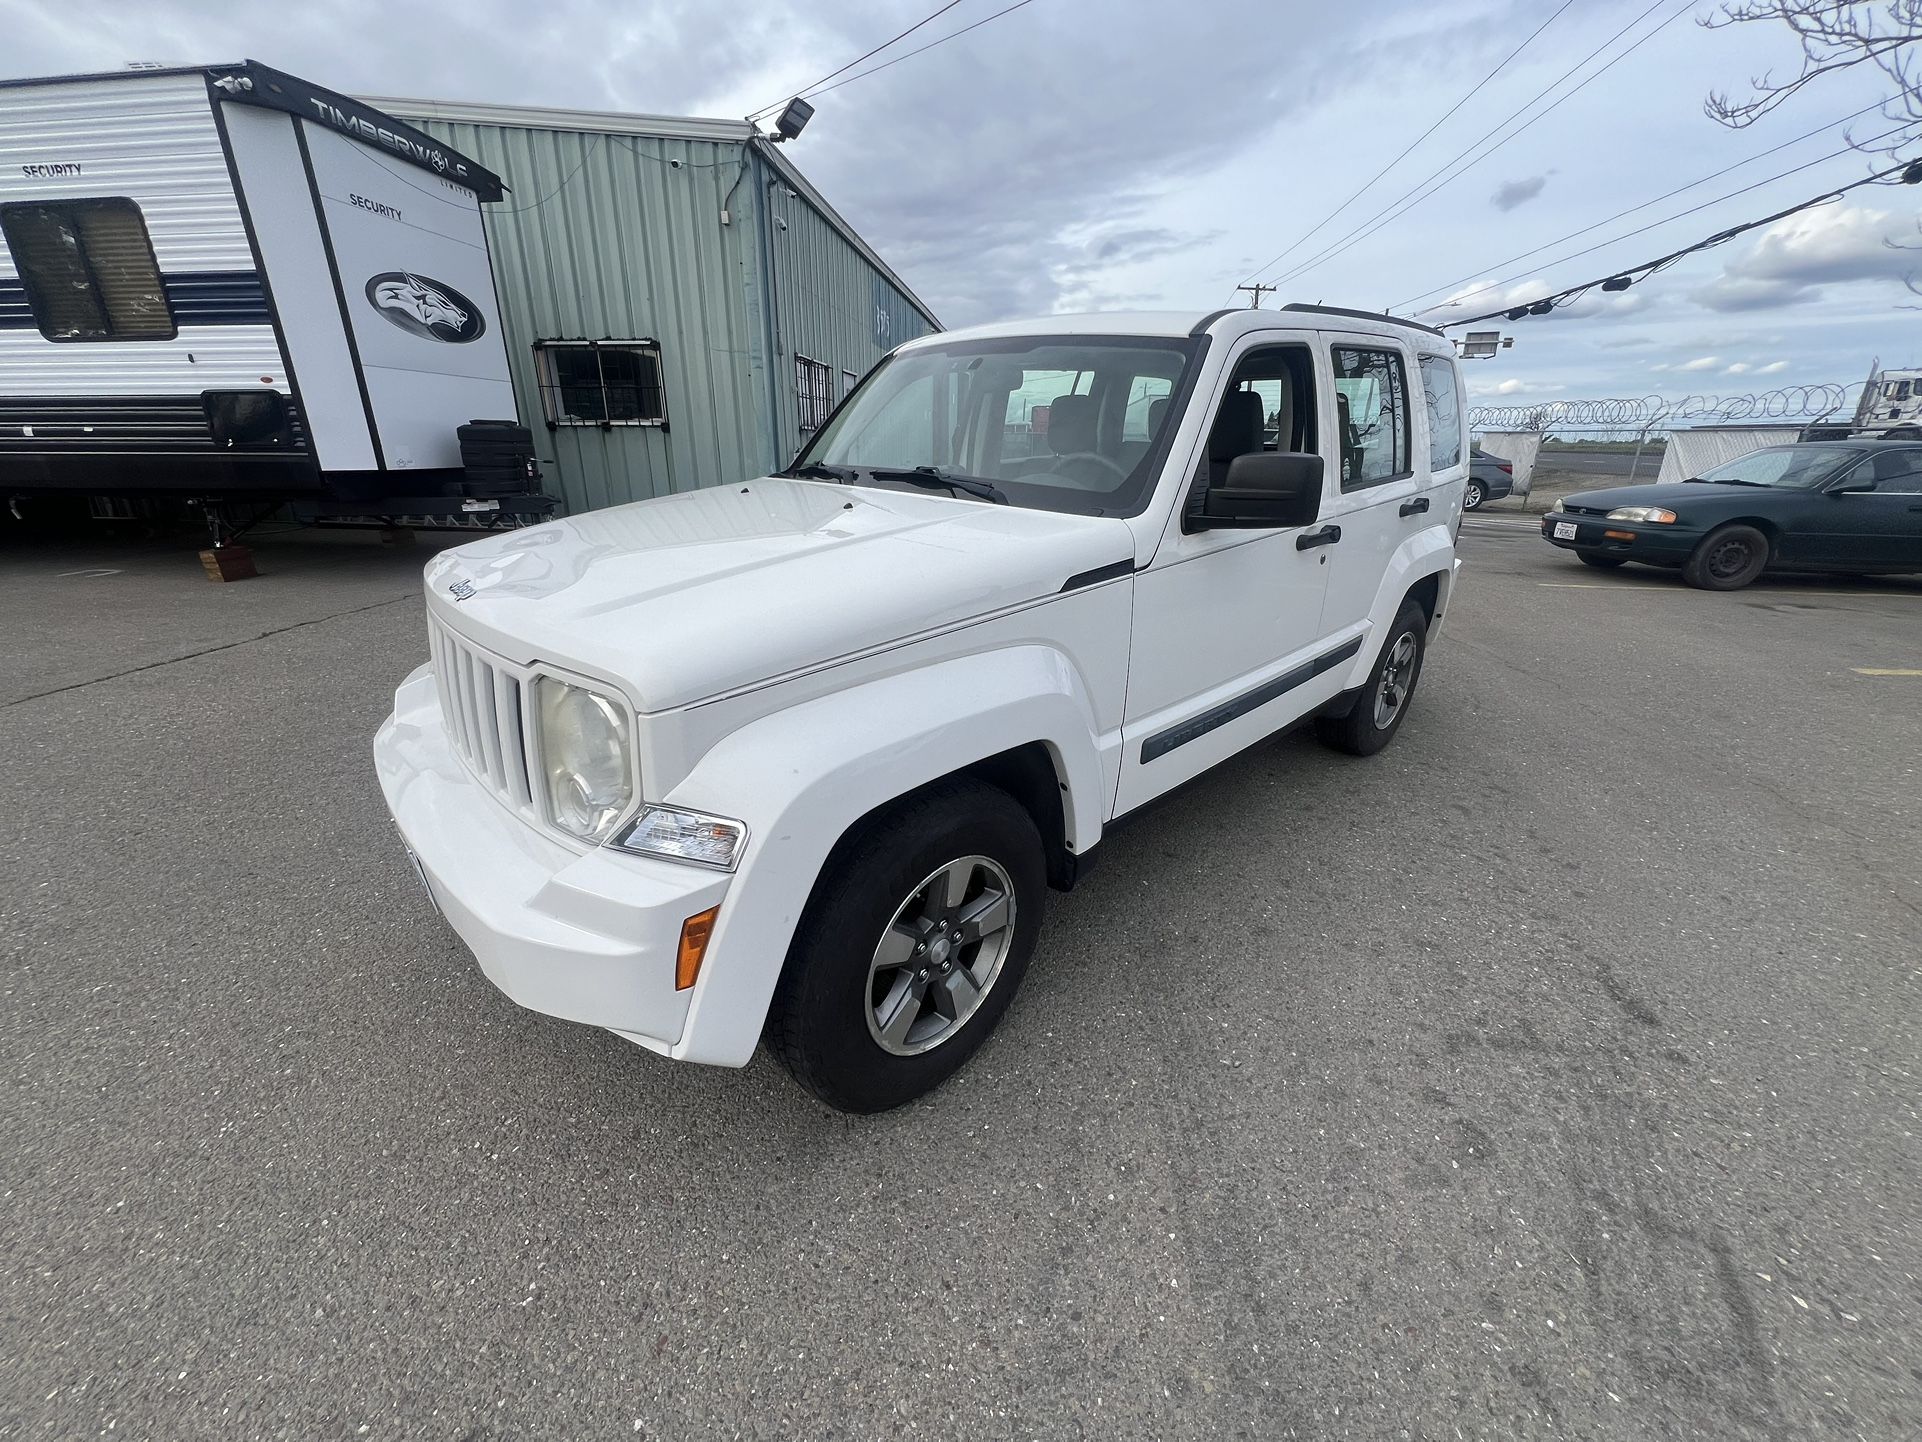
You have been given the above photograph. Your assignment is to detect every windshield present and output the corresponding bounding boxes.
[790,334,1202,516]
[1694,446,1865,489]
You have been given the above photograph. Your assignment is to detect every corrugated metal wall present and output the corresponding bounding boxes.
[402,115,933,514]
[403,118,764,515]
[758,150,933,454]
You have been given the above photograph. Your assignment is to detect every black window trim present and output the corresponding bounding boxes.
[0,196,177,343]
[1332,342,1414,493]
[532,338,667,429]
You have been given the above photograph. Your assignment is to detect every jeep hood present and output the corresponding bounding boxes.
[424,478,1135,710]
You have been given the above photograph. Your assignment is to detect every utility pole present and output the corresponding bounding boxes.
[1236,283,1276,309]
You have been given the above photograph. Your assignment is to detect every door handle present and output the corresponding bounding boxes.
[1296,525,1342,551]
[1400,497,1430,517]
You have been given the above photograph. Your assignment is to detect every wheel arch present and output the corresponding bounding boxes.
[662,646,1106,1067]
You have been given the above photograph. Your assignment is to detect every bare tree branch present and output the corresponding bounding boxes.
[1702,1,1922,153]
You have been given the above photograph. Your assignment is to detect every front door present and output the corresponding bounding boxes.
[1115,336,1339,816]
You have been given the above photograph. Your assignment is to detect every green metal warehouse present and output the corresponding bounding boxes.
[365,93,940,516]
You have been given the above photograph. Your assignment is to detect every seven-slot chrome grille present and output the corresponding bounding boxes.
[428,616,535,813]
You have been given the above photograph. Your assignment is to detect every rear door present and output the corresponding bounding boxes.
[1812,450,1922,570]
[1315,334,1426,643]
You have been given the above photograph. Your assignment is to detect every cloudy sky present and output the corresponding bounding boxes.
[7,0,1919,413]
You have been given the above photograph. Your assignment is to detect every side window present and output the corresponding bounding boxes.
[1866,451,1922,495]
[1122,374,1174,442]
[0,197,174,341]
[1418,355,1463,471]
[1201,345,1316,486]
[1332,346,1410,489]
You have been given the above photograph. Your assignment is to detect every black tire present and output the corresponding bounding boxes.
[458,421,532,445]
[767,779,1046,1113]
[462,463,534,482]
[1315,599,1428,757]
[1682,523,1769,591]
[1577,552,1627,569]
[461,445,533,462]
[1463,479,1486,511]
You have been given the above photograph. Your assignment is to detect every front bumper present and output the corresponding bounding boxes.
[373,664,730,1055]
[1539,512,1698,562]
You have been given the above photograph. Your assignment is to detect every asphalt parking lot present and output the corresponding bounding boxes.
[4,518,1920,1441]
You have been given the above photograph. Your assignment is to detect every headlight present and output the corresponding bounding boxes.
[1605,506,1678,523]
[614,806,748,871]
[1549,498,1566,512]
[535,676,633,842]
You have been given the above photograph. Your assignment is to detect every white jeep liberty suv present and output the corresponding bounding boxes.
[375,307,1467,1111]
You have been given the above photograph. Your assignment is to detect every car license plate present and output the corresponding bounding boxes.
[1553,521,1578,540]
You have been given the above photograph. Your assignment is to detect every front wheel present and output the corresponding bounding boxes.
[1316,600,1428,757]
[1682,523,1769,591]
[1463,479,1486,511]
[766,779,1045,1112]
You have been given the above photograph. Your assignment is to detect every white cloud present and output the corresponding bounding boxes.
[1725,362,1749,374]
[1677,356,1721,372]
[1755,359,1789,375]
[1693,204,1922,314]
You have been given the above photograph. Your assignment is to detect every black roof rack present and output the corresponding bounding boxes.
[1280,303,1443,337]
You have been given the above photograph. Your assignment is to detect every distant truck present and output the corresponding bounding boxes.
[1846,365,1922,440]
[0,60,550,527]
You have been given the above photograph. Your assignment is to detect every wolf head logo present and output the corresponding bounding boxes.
[364,272,485,343]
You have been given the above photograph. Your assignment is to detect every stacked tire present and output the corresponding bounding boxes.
[458,420,541,498]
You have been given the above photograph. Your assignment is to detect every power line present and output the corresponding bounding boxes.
[1441,152,1922,329]
[1422,129,1910,318]
[796,0,1039,105]
[1236,0,1577,292]
[1257,0,1692,293]
[748,0,970,120]
[1395,97,1907,313]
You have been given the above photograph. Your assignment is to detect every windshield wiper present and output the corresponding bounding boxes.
[865,466,1010,505]
[1707,477,1770,487]
[782,462,857,483]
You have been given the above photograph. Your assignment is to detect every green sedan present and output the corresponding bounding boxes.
[1541,440,1922,590]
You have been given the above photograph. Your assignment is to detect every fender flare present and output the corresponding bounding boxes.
[1332,527,1456,690]
[664,644,1109,1066]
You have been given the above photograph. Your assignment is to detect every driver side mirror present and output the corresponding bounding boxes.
[1191,452,1324,530]
[1827,478,1874,495]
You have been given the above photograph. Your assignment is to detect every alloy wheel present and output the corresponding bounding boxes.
[866,856,1017,1056]
[1373,631,1419,729]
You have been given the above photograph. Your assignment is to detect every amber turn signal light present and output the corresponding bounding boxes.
[676,906,720,991]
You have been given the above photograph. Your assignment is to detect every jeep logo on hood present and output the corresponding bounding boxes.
[364,272,485,343]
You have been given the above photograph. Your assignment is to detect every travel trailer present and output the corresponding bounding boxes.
[0,61,549,523]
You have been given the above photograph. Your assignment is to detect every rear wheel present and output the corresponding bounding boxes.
[1682,523,1769,591]
[1463,479,1486,511]
[1316,600,1427,757]
[767,780,1045,1112]
[1578,552,1627,570]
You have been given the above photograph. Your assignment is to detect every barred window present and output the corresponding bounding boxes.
[0,197,174,342]
[796,354,833,432]
[533,341,666,426]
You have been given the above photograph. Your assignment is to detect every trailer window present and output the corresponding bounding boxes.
[533,341,666,426]
[0,198,175,342]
